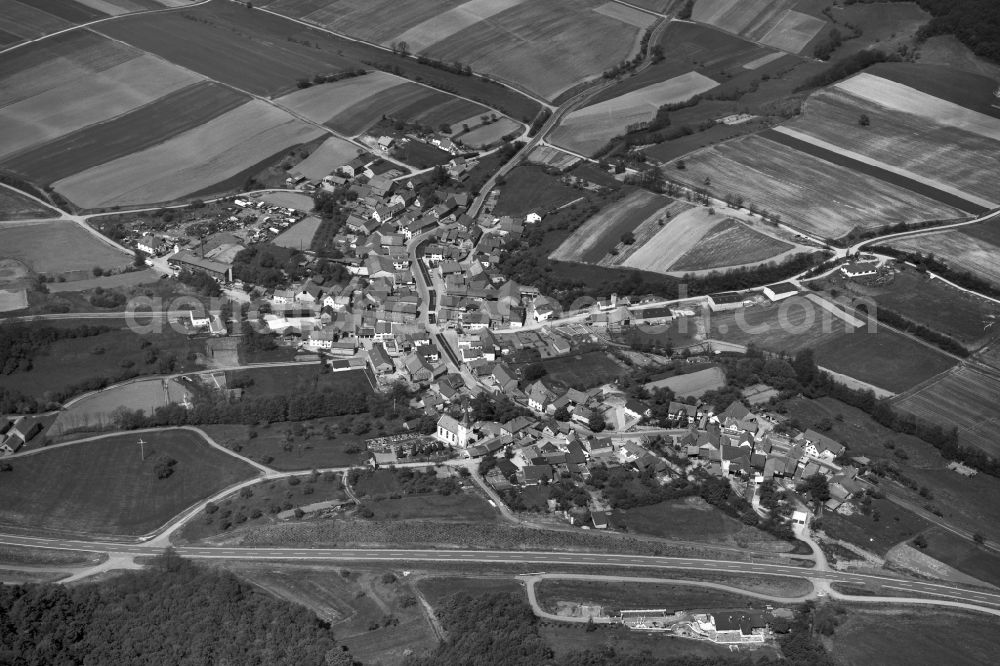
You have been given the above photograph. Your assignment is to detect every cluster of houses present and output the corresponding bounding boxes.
[0,416,44,455]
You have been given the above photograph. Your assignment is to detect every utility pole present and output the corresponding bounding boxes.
[138,438,146,461]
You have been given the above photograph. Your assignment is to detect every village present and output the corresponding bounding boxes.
[104,134,886,545]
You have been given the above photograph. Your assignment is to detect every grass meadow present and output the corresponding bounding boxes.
[0,430,257,536]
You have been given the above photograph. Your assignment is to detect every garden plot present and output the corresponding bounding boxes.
[668,134,964,240]
[53,100,324,208]
[550,71,718,156]
[0,54,200,160]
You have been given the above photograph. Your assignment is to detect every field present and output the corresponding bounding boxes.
[536,579,774,615]
[537,351,628,389]
[291,136,362,181]
[618,497,778,547]
[919,527,1000,588]
[670,218,794,271]
[785,395,1000,545]
[0,221,130,277]
[828,608,1000,666]
[894,230,1000,288]
[273,215,321,250]
[777,75,1000,207]
[0,430,256,536]
[229,563,438,665]
[551,190,669,263]
[262,0,654,101]
[200,416,397,472]
[53,100,323,208]
[0,325,204,406]
[2,81,250,187]
[550,71,719,156]
[669,134,965,240]
[455,117,521,148]
[492,166,586,217]
[0,52,200,161]
[227,366,371,397]
[275,72,492,137]
[621,208,791,273]
[894,365,1000,457]
[0,187,56,220]
[692,0,826,54]
[525,145,581,170]
[643,366,725,397]
[705,297,957,392]
[851,267,1000,346]
[361,493,498,522]
[48,376,192,436]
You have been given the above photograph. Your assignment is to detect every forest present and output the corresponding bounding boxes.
[868,0,1000,61]
[0,554,351,666]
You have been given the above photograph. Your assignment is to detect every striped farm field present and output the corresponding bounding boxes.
[777,73,1000,207]
[0,53,201,161]
[668,134,965,240]
[550,71,718,156]
[551,190,670,264]
[692,0,827,54]
[0,31,141,107]
[894,366,1000,457]
[0,0,196,47]
[892,231,1000,288]
[96,2,358,97]
[53,100,324,208]
[1,81,248,185]
[275,71,497,136]
[421,0,656,100]
[261,0,655,100]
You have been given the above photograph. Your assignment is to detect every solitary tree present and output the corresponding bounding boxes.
[588,411,606,433]
[858,113,870,127]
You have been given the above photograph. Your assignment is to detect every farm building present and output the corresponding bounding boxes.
[763,283,798,302]
[840,261,878,278]
[168,251,232,281]
[706,292,746,311]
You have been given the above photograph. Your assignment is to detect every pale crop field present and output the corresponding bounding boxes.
[54,100,324,208]
[422,0,649,100]
[550,71,718,156]
[0,221,130,276]
[757,10,826,53]
[388,0,528,53]
[273,215,322,250]
[669,135,964,239]
[692,0,824,53]
[644,367,726,397]
[779,87,1000,205]
[591,2,658,29]
[526,145,581,170]
[457,117,520,147]
[836,73,1000,141]
[0,33,141,107]
[742,51,785,70]
[0,54,199,160]
[274,72,402,125]
[621,207,720,273]
[291,136,362,181]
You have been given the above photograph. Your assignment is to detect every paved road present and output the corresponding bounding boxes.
[2,532,1000,610]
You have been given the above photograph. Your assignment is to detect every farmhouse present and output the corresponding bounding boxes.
[840,261,878,278]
